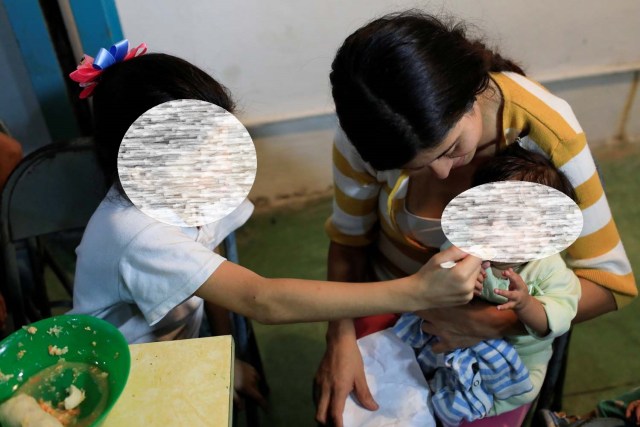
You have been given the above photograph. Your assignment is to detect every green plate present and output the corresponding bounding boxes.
[0,315,130,426]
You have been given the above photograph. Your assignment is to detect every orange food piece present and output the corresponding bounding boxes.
[38,399,80,426]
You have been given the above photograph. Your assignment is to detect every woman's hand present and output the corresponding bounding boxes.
[314,321,376,427]
[417,299,524,352]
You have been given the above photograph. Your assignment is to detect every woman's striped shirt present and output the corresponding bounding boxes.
[325,71,637,308]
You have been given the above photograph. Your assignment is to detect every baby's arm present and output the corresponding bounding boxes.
[494,268,549,336]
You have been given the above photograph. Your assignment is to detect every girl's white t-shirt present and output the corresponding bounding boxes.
[71,187,254,343]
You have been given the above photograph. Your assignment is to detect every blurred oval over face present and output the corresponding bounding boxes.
[441,181,583,263]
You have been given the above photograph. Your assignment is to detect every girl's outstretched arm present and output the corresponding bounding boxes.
[195,245,481,324]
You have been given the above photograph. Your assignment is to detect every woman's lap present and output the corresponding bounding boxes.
[355,316,533,427]
[354,313,400,339]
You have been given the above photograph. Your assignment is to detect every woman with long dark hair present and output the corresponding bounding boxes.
[315,12,636,427]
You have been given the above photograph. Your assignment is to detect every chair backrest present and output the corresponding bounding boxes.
[1,138,105,330]
[1,138,105,243]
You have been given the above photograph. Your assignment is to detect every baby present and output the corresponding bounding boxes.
[393,142,582,426]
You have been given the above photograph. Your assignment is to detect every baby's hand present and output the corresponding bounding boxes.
[475,264,488,297]
[494,268,531,311]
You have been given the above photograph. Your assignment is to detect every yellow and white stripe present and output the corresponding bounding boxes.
[326,72,636,308]
[496,72,635,305]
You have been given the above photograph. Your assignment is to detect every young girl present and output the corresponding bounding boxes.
[315,12,636,427]
[66,42,481,409]
[392,143,581,426]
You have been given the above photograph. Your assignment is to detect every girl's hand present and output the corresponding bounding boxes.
[233,359,268,411]
[314,336,376,427]
[413,246,481,310]
[494,268,531,311]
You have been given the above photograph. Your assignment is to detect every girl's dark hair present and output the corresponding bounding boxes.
[91,53,235,195]
[330,11,524,170]
[473,143,578,203]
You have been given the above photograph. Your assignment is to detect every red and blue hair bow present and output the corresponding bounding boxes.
[69,39,147,99]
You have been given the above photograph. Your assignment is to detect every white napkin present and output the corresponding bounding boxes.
[343,329,436,427]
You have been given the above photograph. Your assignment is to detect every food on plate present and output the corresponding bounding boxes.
[24,326,38,335]
[48,345,69,356]
[47,326,63,337]
[0,370,14,383]
[0,394,63,427]
[63,385,85,410]
[38,398,80,426]
[9,361,110,427]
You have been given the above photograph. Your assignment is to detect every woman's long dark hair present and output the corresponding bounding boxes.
[91,53,235,195]
[330,12,524,170]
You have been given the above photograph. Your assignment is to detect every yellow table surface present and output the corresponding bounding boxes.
[102,336,234,427]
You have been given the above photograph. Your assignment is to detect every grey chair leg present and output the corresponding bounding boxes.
[232,313,270,427]
[27,238,51,319]
[2,242,27,329]
[537,330,572,411]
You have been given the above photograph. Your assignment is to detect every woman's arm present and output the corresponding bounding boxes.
[574,277,616,323]
[315,243,377,427]
[418,300,524,352]
[418,277,616,353]
[195,244,480,324]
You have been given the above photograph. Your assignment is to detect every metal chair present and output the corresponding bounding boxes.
[522,330,573,427]
[0,138,104,331]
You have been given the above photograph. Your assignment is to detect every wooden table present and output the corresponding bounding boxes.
[102,336,234,426]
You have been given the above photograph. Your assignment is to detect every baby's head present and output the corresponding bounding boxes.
[473,142,578,202]
[473,142,578,273]
[90,53,235,195]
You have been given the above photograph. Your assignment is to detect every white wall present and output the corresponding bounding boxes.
[114,0,640,206]
[116,0,640,125]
